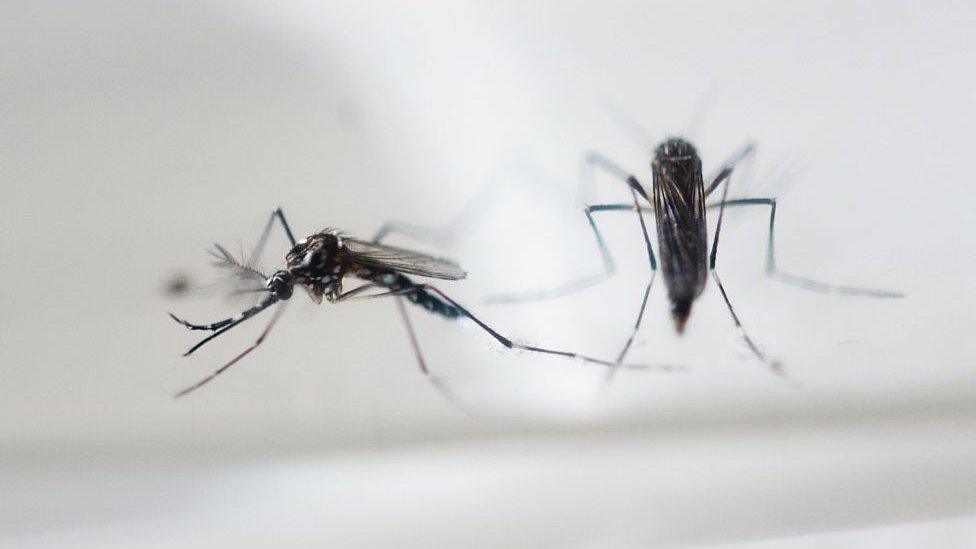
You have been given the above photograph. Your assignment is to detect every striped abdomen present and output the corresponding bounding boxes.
[652,138,709,332]
[364,269,461,319]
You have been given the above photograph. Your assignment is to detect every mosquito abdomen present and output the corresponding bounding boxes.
[378,271,461,319]
[652,137,709,333]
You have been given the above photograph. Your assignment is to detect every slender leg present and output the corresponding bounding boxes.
[581,151,652,202]
[477,188,669,375]
[485,152,656,304]
[605,272,656,383]
[609,187,658,373]
[705,142,757,197]
[354,283,622,368]
[706,198,904,298]
[711,271,784,377]
[251,207,298,264]
[709,167,784,376]
[174,304,287,398]
[394,297,428,375]
[371,230,436,376]
[482,203,618,303]
[329,283,379,303]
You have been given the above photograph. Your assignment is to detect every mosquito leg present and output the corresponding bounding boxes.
[484,202,657,304]
[413,284,617,368]
[483,203,621,303]
[394,297,428,375]
[704,142,757,197]
[711,270,785,377]
[485,153,656,304]
[709,165,784,376]
[174,303,287,398]
[606,271,656,383]
[329,283,379,303]
[251,207,298,264]
[706,198,904,298]
[608,187,658,375]
[371,231,434,376]
[581,150,652,201]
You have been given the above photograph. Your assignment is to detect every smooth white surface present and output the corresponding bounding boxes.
[1,1,974,546]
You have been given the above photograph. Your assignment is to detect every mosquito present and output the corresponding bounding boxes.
[168,208,634,397]
[500,137,903,375]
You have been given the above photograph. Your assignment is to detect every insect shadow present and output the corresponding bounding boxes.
[376,137,904,378]
[168,209,655,398]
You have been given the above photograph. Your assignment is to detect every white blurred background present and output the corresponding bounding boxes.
[2,1,975,547]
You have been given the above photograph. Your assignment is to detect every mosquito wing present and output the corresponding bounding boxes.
[343,238,467,280]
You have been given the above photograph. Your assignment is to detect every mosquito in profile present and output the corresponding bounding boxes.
[168,209,632,397]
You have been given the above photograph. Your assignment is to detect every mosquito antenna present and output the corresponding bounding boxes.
[174,303,287,398]
[208,243,269,282]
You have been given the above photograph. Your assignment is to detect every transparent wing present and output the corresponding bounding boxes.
[343,238,467,280]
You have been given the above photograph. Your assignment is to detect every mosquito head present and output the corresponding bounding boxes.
[266,270,295,300]
[671,300,693,335]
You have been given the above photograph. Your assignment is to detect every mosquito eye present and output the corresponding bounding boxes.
[275,282,293,300]
[268,272,294,300]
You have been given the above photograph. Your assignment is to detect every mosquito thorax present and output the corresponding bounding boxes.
[652,137,702,193]
[654,137,698,162]
[267,270,295,300]
[285,230,341,278]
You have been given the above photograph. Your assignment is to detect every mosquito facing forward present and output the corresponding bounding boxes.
[487,136,904,375]
[169,209,631,397]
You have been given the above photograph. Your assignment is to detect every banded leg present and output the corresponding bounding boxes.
[169,207,297,397]
[353,282,621,368]
[169,295,281,356]
[706,198,904,298]
[173,304,287,397]
[709,167,784,376]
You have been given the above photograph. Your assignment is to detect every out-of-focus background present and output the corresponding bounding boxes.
[2,1,975,547]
